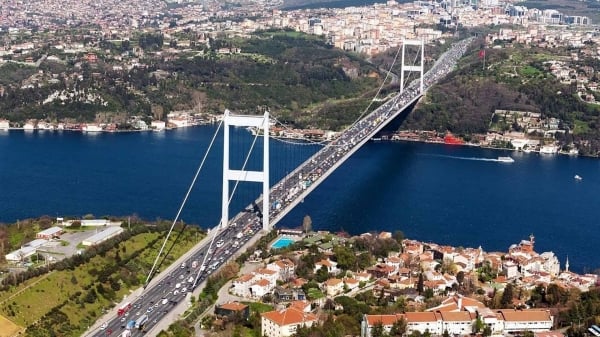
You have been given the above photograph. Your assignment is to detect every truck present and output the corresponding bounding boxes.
[117,302,131,316]
[121,330,132,337]
[135,314,148,329]
[126,320,136,330]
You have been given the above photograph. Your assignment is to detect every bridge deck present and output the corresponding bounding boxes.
[234,37,475,230]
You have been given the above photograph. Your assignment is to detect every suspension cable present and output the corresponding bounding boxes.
[144,119,224,288]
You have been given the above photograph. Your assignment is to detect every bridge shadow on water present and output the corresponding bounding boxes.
[374,99,418,138]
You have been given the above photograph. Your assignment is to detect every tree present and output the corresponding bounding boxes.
[392,230,405,244]
[390,317,407,337]
[483,325,492,337]
[302,215,312,234]
[417,273,424,294]
[443,329,450,337]
[456,271,465,285]
[501,284,514,308]
[473,317,484,333]
[371,322,388,337]
[333,245,356,271]
[315,265,329,283]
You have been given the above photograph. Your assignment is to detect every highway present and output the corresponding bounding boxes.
[89,37,473,337]
[90,214,263,336]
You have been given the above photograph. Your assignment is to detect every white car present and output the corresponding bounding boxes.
[174,290,180,295]
[216,240,224,248]
[175,283,181,289]
[162,298,168,305]
[188,276,194,283]
[100,322,108,330]
[182,287,187,293]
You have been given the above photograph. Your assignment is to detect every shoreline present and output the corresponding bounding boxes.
[0,123,214,134]
[383,135,592,158]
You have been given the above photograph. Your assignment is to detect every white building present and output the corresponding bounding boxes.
[261,307,318,337]
[0,119,9,130]
[232,274,255,298]
[151,120,166,131]
[499,309,553,332]
[5,246,37,262]
[82,226,124,246]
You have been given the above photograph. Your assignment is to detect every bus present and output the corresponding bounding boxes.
[135,314,148,329]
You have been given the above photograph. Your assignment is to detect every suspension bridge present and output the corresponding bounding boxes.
[89,37,474,337]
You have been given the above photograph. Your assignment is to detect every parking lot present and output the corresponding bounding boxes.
[38,228,107,261]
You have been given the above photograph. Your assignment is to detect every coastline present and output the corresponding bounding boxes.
[383,134,589,158]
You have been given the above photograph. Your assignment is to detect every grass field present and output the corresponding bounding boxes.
[0,227,204,335]
[0,315,22,337]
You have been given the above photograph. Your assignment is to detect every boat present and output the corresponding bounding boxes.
[574,175,582,181]
[498,156,514,163]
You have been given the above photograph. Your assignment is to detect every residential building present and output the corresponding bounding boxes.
[498,309,553,332]
[215,302,250,320]
[324,278,344,297]
[261,307,318,337]
[36,226,63,239]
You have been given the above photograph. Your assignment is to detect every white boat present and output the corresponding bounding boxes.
[498,156,514,163]
[574,175,582,181]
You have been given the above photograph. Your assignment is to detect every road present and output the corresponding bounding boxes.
[88,214,263,337]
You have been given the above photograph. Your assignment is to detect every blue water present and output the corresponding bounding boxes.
[271,237,295,249]
[1,127,599,273]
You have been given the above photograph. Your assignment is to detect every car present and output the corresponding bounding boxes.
[216,240,224,248]
[120,317,126,322]
[188,276,194,283]
[181,262,186,269]
[175,283,181,288]
[136,311,141,316]
[162,298,168,305]
[182,287,187,292]
[225,249,230,255]
[147,307,154,313]
[173,290,180,295]
[100,322,108,330]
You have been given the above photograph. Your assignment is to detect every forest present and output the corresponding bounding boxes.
[0,31,380,131]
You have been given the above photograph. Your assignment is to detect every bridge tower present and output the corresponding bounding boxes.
[399,39,425,94]
[222,109,270,232]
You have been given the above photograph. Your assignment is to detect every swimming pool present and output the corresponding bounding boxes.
[271,237,295,249]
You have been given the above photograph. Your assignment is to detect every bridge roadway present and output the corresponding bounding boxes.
[89,37,473,337]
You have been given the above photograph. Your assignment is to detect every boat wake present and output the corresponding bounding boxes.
[422,154,509,162]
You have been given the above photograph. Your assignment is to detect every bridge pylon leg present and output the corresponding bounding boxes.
[222,109,270,232]
[399,39,425,95]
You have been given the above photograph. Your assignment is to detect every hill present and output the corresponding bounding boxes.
[401,40,600,155]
